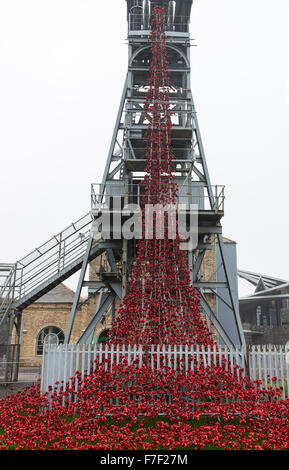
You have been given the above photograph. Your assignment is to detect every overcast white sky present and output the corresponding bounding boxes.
[0,0,288,297]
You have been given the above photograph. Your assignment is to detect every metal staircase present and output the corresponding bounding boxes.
[0,212,105,330]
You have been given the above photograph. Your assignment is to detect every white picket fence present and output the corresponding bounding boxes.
[41,343,289,400]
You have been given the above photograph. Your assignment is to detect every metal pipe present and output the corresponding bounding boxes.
[168,1,176,30]
[142,0,151,30]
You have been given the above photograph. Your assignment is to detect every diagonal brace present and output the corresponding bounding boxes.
[64,234,94,344]
[77,291,115,344]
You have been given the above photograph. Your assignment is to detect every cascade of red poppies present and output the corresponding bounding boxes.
[1,9,289,451]
[108,6,212,346]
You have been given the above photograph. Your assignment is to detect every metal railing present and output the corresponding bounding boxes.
[0,213,94,328]
[128,14,189,34]
[125,102,193,128]
[124,146,194,161]
[91,183,225,213]
[0,360,41,384]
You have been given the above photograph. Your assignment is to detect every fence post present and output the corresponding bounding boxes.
[246,343,250,380]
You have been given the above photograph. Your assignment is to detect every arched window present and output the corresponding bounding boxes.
[36,326,65,356]
[98,329,110,343]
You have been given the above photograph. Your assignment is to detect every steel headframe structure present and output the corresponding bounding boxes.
[65,0,245,347]
[0,0,245,351]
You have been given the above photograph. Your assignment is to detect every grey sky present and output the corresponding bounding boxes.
[0,0,288,297]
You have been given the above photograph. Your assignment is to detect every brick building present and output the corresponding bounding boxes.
[13,280,115,365]
[13,284,89,365]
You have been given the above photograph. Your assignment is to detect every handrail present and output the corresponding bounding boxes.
[17,213,92,268]
[0,213,95,326]
[91,183,225,214]
[128,13,189,34]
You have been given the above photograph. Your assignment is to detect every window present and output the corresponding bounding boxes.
[98,329,110,343]
[256,306,262,326]
[36,326,65,356]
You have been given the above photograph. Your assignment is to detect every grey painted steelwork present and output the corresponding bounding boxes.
[81,0,245,347]
[0,0,245,349]
[216,240,243,346]
[65,234,94,344]
[77,291,116,344]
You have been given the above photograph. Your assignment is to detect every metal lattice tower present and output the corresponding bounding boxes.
[65,0,245,347]
[0,0,245,351]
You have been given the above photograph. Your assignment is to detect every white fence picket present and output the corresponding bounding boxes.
[286,351,289,398]
[41,344,289,400]
[190,345,194,371]
[250,346,255,381]
[156,344,160,369]
[110,344,114,372]
[229,345,234,375]
[257,345,262,388]
[213,344,217,366]
[81,344,85,381]
[168,344,172,368]
[273,346,278,384]
[185,345,189,370]
[279,348,285,400]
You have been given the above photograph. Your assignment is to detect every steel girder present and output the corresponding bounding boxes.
[65,1,245,347]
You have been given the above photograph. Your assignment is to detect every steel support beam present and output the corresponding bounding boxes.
[99,75,128,203]
[192,250,206,282]
[216,234,246,347]
[106,248,118,273]
[194,282,228,288]
[64,234,94,344]
[77,292,115,344]
[199,293,235,348]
